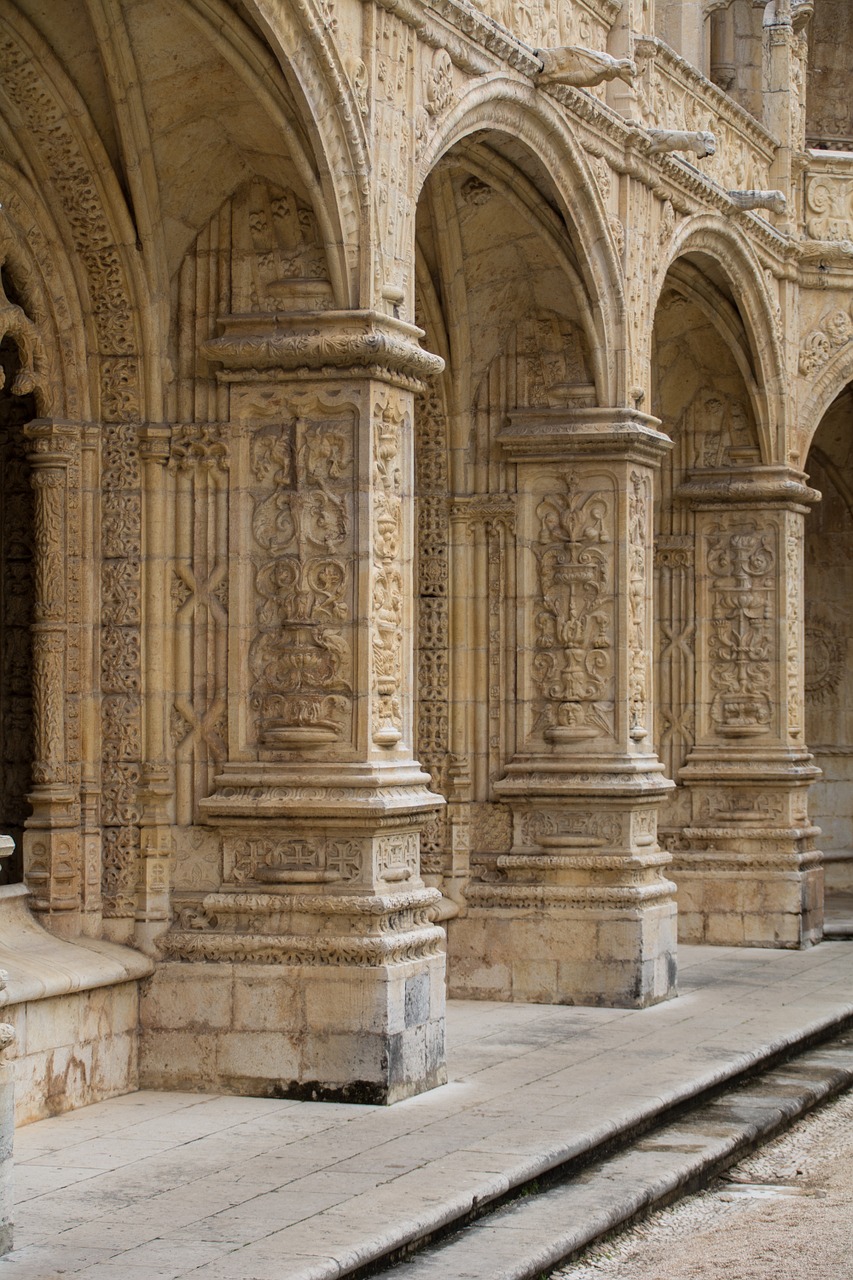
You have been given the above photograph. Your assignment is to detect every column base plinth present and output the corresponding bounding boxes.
[143,887,447,1103]
[447,895,677,1007]
[671,837,824,948]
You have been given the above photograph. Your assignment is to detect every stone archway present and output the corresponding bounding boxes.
[804,385,853,919]
[0,270,36,885]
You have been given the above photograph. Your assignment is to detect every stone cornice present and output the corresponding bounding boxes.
[498,406,672,462]
[200,310,444,388]
[676,465,820,508]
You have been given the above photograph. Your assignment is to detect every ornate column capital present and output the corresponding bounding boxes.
[199,310,444,392]
[498,406,672,464]
[23,418,81,464]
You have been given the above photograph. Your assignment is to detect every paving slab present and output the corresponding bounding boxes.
[0,942,851,1279]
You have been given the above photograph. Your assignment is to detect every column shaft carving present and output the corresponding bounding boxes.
[22,420,82,933]
[676,467,822,947]
[136,426,175,950]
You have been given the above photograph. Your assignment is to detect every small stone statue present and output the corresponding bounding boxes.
[728,190,787,214]
[535,45,636,89]
[647,129,716,159]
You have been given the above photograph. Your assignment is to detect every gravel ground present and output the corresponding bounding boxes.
[554,1086,853,1280]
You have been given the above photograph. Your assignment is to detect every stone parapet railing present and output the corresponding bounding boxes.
[635,37,777,196]
[465,0,619,56]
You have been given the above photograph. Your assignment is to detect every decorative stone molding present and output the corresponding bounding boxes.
[728,190,787,214]
[160,887,444,966]
[200,311,443,389]
[448,409,678,1009]
[21,421,83,929]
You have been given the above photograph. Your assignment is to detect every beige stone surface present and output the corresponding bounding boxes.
[0,0,848,1107]
[0,943,852,1278]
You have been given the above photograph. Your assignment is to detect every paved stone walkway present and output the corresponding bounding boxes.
[1,941,852,1280]
[555,1063,853,1280]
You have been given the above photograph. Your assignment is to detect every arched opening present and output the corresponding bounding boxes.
[653,265,762,863]
[807,0,853,150]
[804,385,853,925]
[0,267,36,886]
[413,129,603,987]
[708,1,764,120]
[648,247,813,947]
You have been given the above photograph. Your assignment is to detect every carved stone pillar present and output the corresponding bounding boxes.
[451,409,677,1008]
[675,467,822,947]
[143,312,447,1103]
[22,421,82,937]
[136,427,175,952]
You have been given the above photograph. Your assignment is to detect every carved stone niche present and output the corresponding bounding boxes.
[673,467,823,949]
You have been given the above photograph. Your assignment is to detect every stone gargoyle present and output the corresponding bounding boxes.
[647,129,717,159]
[728,189,787,214]
[535,45,636,89]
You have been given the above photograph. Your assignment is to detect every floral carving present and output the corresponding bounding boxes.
[100,422,142,916]
[628,471,650,740]
[248,411,354,747]
[169,423,229,473]
[799,305,853,378]
[534,473,613,741]
[705,522,775,737]
[425,49,453,117]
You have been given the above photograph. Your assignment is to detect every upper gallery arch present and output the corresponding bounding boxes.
[417,79,626,409]
[0,3,146,420]
[650,217,787,464]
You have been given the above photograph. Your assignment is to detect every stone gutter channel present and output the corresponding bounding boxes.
[335,1016,853,1280]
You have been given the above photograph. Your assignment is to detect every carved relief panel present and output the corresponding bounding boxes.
[522,467,616,748]
[228,387,356,758]
[0,337,35,883]
[414,384,450,874]
[696,516,778,742]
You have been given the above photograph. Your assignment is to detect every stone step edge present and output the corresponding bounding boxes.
[377,1039,853,1280]
[299,1005,853,1280]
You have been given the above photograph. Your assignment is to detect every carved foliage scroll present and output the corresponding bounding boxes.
[101,422,142,917]
[371,394,405,746]
[704,521,775,738]
[249,409,354,748]
[628,471,651,741]
[0,23,140,429]
[533,471,614,741]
